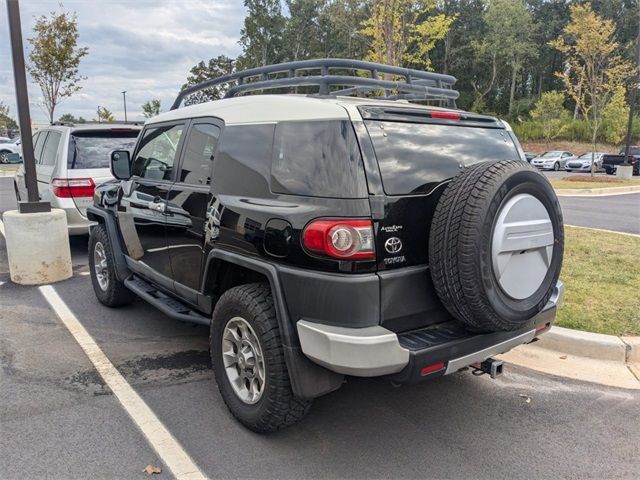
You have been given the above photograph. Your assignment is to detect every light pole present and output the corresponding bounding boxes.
[121,90,128,122]
[6,0,48,213]
[4,0,72,285]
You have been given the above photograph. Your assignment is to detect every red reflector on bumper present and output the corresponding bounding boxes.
[420,362,445,376]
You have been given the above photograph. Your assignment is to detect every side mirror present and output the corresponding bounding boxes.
[110,150,131,180]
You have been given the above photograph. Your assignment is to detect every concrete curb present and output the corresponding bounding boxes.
[535,326,628,362]
[555,185,640,196]
[500,326,640,389]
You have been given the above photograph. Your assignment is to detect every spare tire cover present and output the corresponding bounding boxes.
[428,160,564,332]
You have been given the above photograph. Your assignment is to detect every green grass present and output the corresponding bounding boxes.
[551,178,640,190]
[556,226,640,336]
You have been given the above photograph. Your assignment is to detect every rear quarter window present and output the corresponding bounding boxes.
[366,121,520,195]
[270,120,367,198]
[212,124,275,197]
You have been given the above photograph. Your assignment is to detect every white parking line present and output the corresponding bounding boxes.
[565,224,640,238]
[39,285,207,480]
[0,217,5,237]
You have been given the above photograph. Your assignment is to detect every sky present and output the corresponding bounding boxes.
[0,0,246,126]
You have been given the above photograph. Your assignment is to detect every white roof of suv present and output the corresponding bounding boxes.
[149,94,462,126]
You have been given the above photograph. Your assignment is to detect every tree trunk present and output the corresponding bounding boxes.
[537,71,543,99]
[591,127,598,177]
[443,33,450,75]
[508,63,517,117]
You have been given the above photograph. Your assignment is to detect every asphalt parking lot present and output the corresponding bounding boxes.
[1,173,640,479]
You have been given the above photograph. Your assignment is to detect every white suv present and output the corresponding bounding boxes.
[14,123,141,234]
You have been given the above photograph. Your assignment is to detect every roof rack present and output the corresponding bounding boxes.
[171,58,458,110]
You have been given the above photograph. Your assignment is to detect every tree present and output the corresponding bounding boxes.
[95,107,114,123]
[0,101,18,131]
[482,0,537,116]
[27,10,89,124]
[181,55,236,105]
[551,3,634,175]
[361,0,455,70]
[283,0,323,61]
[141,99,162,118]
[601,86,629,145]
[317,0,369,59]
[57,113,86,124]
[238,0,285,69]
[530,91,570,142]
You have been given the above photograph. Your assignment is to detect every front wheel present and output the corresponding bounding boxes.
[89,224,136,307]
[553,162,560,171]
[211,283,310,433]
[0,150,10,164]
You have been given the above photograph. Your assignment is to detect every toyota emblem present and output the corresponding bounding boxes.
[384,237,402,254]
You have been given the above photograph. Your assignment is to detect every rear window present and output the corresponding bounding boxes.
[68,130,139,169]
[365,121,520,195]
[271,120,367,198]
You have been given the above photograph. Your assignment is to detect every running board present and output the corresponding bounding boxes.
[124,276,210,326]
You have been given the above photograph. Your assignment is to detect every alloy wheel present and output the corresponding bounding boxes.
[222,316,266,405]
[93,241,109,291]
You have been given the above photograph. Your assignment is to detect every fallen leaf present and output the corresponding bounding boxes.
[559,355,568,360]
[519,394,531,404]
[143,465,162,475]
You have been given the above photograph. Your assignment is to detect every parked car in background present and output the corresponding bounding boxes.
[531,151,576,171]
[565,152,608,172]
[602,147,640,176]
[14,122,141,234]
[524,152,537,162]
[0,136,13,143]
[0,137,22,163]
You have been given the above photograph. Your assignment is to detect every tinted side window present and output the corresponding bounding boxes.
[271,120,367,198]
[212,124,274,196]
[40,131,62,166]
[33,131,47,163]
[180,123,220,185]
[132,124,184,180]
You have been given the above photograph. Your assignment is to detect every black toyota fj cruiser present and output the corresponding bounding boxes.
[88,59,564,433]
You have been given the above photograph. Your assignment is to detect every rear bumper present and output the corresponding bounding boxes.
[297,281,564,380]
[50,199,94,235]
[531,163,554,170]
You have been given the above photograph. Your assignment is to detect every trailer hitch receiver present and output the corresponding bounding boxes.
[471,358,504,379]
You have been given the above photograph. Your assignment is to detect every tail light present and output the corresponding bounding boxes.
[51,178,95,198]
[429,111,461,120]
[302,218,375,260]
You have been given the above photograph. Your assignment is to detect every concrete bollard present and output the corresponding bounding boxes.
[616,164,633,180]
[3,209,72,285]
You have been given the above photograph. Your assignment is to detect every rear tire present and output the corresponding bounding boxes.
[211,283,310,433]
[429,161,564,332]
[89,224,135,307]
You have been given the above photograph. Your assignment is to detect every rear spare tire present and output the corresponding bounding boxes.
[429,160,563,332]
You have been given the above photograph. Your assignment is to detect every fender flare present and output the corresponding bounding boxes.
[86,206,131,282]
[203,250,344,400]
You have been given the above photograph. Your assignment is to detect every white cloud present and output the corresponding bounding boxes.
[0,0,245,125]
